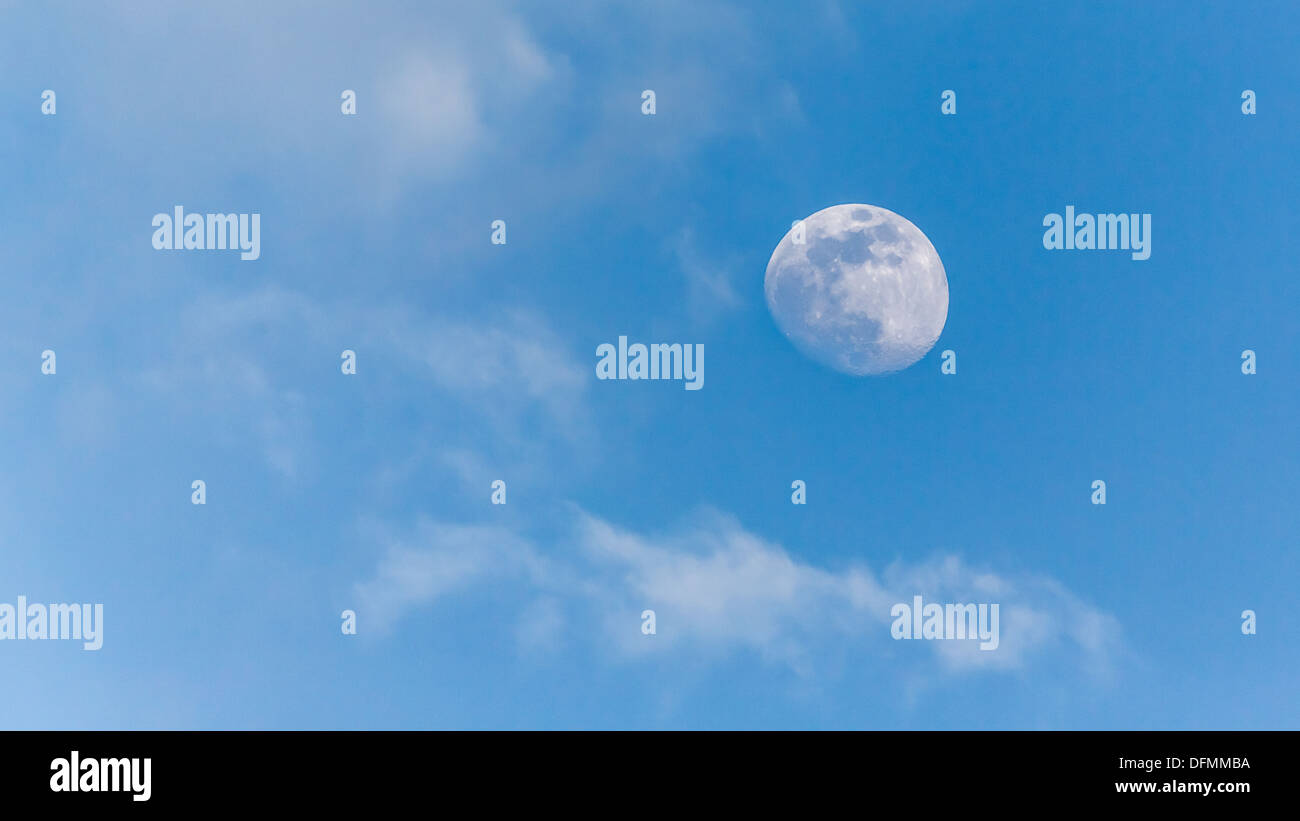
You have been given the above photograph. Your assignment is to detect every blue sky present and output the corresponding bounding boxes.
[0,0,1296,729]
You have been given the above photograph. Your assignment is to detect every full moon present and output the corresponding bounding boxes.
[764,204,948,376]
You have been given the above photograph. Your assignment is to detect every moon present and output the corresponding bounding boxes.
[764,204,948,376]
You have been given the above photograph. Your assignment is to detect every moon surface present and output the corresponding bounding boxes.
[764,204,948,376]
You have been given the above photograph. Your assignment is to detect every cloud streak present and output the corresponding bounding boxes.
[354,506,1122,681]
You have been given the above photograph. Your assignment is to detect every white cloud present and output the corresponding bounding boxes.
[354,506,1122,680]
[669,227,743,321]
[355,519,549,632]
[377,55,485,181]
[373,306,590,443]
[134,286,590,481]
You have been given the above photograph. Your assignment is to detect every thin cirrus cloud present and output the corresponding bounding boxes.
[354,520,552,635]
[9,1,566,200]
[128,286,589,479]
[353,505,1123,680]
[668,226,744,321]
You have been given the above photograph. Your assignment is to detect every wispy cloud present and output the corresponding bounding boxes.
[353,506,1123,681]
[355,519,550,632]
[668,227,743,321]
[373,306,589,439]
[133,286,590,482]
